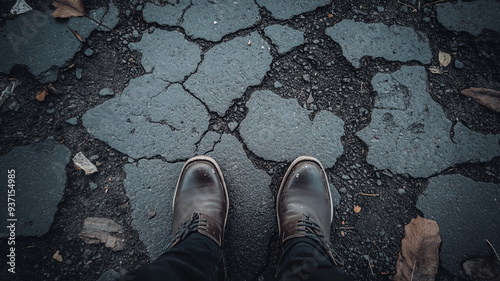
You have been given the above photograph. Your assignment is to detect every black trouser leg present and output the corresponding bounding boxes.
[276,238,352,281]
[126,233,221,281]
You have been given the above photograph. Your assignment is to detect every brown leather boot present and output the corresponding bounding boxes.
[170,156,229,249]
[277,156,338,263]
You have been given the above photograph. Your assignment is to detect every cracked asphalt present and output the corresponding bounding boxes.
[0,0,499,280]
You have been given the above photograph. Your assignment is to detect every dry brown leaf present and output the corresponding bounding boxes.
[461,87,500,113]
[68,27,84,42]
[328,13,333,18]
[52,0,84,18]
[53,250,63,262]
[353,205,361,213]
[394,216,441,281]
[36,89,48,101]
[463,257,500,281]
[438,51,451,67]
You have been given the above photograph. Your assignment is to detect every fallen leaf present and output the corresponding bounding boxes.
[68,27,84,42]
[36,89,48,101]
[428,67,442,74]
[52,0,84,18]
[461,87,500,113]
[394,216,441,281]
[248,40,251,46]
[328,13,333,18]
[463,256,500,281]
[438,51,451,67]
[340,230,345,237]
[53,250,63,262]
[353,205,361,213]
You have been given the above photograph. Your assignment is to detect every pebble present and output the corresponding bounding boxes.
[84,49,94,56]
[274,81,283,88]
[99,88,115,96]
[89,155,99,161]
[377,6,385,12]
[46,109,55,114]
[75,68,83,79]
[376,179,382,186]
[397,188,406,195]
[228,122,238,132]
[132,30,139,38]
[302,74,310,82]
[341,175,350,180]
[8,101,20,112]
[339,187,347,194]
[128,158,135,163]
[66,117,78,125]
[454,59,464,69]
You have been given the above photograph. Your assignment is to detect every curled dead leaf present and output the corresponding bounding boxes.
[36,89,48,101]
[354,205,361,213]
[394,216,441,281]
[461,87,500,113]
[328,13,333,18]
[52,0,84,18]
[438,51,451,67]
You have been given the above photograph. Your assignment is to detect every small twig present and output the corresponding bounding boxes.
[339,226,355,230]
[77,138,88,146]
[486,239,500,263]
[422,0,446,8]
[398,1,417,12]
[359,192,380,197]
[84,14,113,31]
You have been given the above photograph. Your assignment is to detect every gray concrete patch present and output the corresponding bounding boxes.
[207,134,274,281]
[83,74,209,160]
[357,66,500,178]
[257,0,331,20]
[185,32,272,115]
[240,90,344,168]
[142,1,190,26]
[124,159,184,259]
[326,20,431,68]
[417,174,500,276]
[129,30,201,82]
[264,24,304,54]
[196,131,222,154]
[181,0,260,41]
[0,138,71,237]
[124,134,273,281]
[0,2,118,83]
[436,0,500,36]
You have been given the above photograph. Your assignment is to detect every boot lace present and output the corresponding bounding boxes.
[297,215,343,265]
[169,213,208,248]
